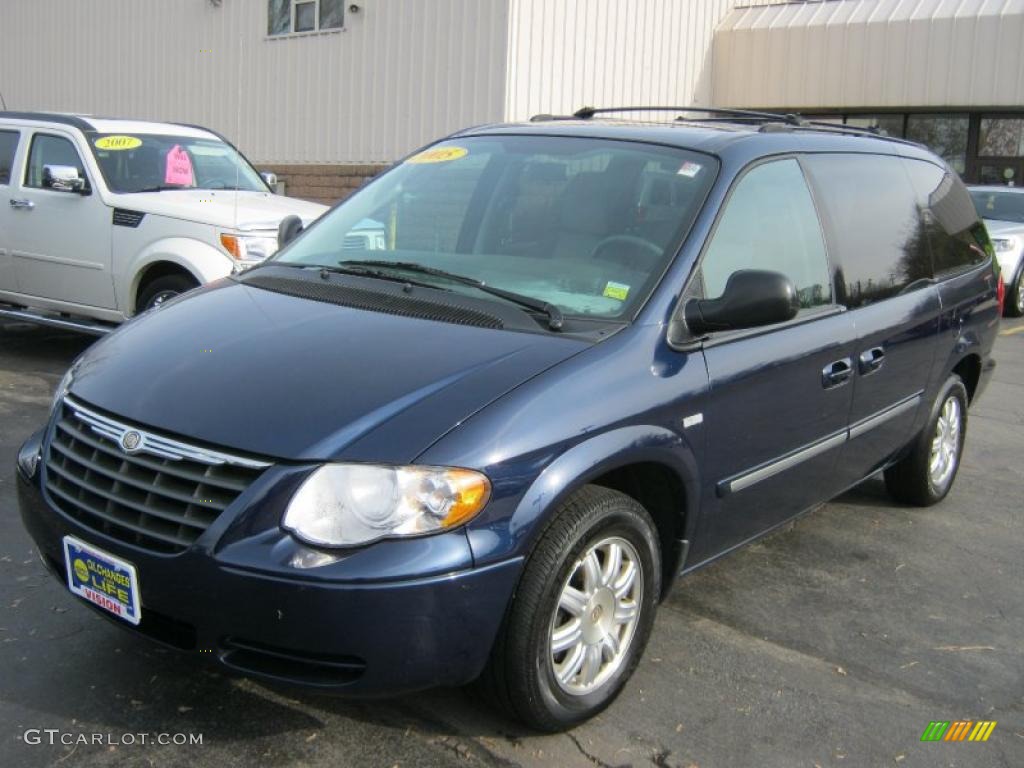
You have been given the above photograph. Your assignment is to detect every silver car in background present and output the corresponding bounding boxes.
[969,185,1024,317]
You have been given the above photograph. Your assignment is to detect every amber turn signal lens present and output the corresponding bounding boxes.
[219,233,241,259]
[441,469,491,528]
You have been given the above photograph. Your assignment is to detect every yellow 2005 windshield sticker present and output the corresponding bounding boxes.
[95,135,143,151]
[407,146,468,164]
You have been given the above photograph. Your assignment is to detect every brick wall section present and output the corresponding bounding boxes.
[257,163,390,206]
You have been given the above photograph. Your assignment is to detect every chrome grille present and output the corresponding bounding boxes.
[44,397,269,554]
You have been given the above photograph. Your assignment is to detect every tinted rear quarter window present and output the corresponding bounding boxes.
[903,159,988,279]
[803,153,933,307]
[0,130,18,185]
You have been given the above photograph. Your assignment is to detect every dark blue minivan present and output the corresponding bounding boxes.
[17,108,1000,730]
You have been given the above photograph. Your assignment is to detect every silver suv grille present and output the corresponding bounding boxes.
[44,397,269,554]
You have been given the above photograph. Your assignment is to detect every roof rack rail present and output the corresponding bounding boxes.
[531,105,919,145]
[568,105,803,124]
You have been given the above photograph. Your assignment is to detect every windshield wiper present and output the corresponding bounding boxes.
[128,185,191,193]
[339,260,565,330]
[312,263,444,291]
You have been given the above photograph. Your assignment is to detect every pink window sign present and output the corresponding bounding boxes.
[165,145,194,186]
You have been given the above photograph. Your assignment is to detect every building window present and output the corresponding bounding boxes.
[979,118,1024,158]
[906,114,969,175]
[268,0,344,36]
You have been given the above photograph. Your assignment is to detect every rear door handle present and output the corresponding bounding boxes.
[858,346,885,375]
[822,357,853,389]
[9,198,34,210]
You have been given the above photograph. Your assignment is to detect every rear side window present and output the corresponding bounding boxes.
[903,159,988,279]
[698,157,832,309]
[0,130,18,185]
[25,134,86,189]
[803,153,933,308]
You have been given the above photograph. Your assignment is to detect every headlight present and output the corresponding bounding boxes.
[283,464,491,548]
[220,233,279,265]
[991,237,1019,253]
[52,367,74,412]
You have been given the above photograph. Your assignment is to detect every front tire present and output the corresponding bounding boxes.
[884,375,968,506]
[137,274,198,313]
[478,485,661,731]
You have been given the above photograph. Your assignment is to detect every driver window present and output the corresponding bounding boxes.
[698,158,831,309]
[25,134,86,189]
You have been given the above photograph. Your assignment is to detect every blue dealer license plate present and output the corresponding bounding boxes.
[63,536,141,625]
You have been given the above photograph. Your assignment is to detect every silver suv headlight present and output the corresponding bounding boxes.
[220,233,279,265]
[282,464,491,548]
[991,236,1019,253]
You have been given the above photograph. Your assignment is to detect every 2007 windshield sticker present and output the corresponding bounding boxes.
[94,135,142,151]
[407,146,468,164]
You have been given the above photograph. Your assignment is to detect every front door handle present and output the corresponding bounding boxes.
[858,346,885,375]
[9,198,35,210]
[822,358,853,389]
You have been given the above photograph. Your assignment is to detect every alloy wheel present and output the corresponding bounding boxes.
[929,395,962,490]
[549,536,643,696]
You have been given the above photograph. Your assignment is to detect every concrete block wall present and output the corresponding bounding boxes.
[258,164,390,206]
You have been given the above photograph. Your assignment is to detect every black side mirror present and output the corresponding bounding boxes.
[278,215,304,250]
[683,269,799,336]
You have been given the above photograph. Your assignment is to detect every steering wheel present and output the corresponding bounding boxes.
[589,235,662,267]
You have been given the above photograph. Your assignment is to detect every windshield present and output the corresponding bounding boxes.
[273,136,717,320]
[89,133,267,193]
[970,189,1024,224]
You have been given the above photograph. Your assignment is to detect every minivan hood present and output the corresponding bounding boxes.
[109,189,327,230]
[68,280,587,462]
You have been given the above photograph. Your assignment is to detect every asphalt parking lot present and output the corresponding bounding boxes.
[1,318,1021,768]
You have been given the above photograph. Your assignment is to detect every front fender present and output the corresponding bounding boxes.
[118,236,233,314]
[464,424,701,574]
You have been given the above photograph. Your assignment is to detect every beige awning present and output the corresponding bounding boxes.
[713,0,1024,109]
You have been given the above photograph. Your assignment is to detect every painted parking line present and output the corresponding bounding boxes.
[999,326,1024,336]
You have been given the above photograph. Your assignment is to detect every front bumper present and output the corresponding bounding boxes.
[17,466,521,696]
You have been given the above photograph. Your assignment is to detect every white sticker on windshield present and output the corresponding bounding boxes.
[677,161,702,178]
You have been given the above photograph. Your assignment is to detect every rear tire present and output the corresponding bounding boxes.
[477,485,660,732]
[884,375,968,506]
[137,274,198,313]
[1006,268,1024,318]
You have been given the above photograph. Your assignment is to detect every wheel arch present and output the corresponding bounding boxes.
[951,352,982,403]
[121,237,232,315]
[506,425,700,599]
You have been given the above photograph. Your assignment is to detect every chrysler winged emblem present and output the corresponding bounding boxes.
[120,430,142,453]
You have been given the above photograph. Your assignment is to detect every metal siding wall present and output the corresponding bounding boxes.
[504,0,739,120]
[0,0,509,164]
[713,0,1024,108]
